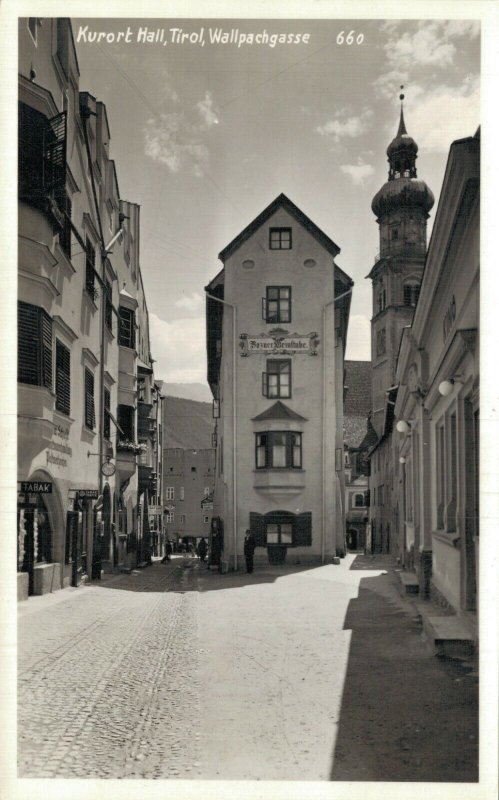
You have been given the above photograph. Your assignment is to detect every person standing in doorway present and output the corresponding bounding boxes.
[197,537,207,563]
[244,530,256,574]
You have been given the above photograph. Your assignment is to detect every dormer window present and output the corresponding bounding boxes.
[269,227,292,250]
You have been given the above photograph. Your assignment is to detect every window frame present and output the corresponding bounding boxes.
[118,306,136,349]
[269,227,292,250]
[255,431,302,470]
[263,285,292,324]
[166,487,175,501]
[262,359,291,399]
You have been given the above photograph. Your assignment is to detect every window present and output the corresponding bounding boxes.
[377,289,386,313]
[55,340,70,415]
[266,522,293,544]
[263,286,291,324]
[269,227,292,250]
[84,368,95,429]
[180,514,186,524]
[166,487,175,500]
[117,405,134,442]
[354,493,364,508]
[85,238,96,299]
[249,510,312,547]
[18,302,52,388]
[179,487,185,501]
[118,306,135,349]
[262,359,291,398]
[103,388,111,440]
[203,487,210,497]
[18,103,67,207]
[165,512,174,524]
[203,516,210,524]
[255,431,302,469]
[391,227,399,241]
[191,466,197,473]
[403,282,420,307]
[105,280,113,330]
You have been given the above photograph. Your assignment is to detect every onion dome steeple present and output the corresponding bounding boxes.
[372,89,434,219]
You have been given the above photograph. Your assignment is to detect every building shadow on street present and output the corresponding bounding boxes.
[97,556,324,593]
[329,571,478,782]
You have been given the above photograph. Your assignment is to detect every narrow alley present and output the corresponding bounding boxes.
[17,554,478,782]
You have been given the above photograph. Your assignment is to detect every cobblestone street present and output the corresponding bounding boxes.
[18,554,478,782]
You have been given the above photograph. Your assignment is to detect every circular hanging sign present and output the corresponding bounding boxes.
[101,460,116,477]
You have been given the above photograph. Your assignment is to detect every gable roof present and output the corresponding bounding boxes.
[219,193,342,262]
[344,361,372,417]
[252,401,308,422]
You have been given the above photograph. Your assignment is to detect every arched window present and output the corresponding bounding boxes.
[403,281,420,307]
[354,493,365,507]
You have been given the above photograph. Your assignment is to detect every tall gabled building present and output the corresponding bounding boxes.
[206,193,352,570]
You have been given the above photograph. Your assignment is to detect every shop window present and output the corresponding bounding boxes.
[84,368,96,429]
[18,302,52,388]
[55,339,70,415]
[269,227,292,250]
[263,286,291,324]
[262,359,291,398]
[255,431,302,469]
[118,306,135,349]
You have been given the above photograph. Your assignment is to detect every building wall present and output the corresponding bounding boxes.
[210,203,348,569]
[17,18,159,597]
[162,449,215,542]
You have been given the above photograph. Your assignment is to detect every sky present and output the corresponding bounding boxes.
[72,16,480,395]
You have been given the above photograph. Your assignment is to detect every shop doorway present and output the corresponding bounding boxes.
[17,497,52,595]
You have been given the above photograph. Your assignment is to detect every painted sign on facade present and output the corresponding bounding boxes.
[240,332,319,356]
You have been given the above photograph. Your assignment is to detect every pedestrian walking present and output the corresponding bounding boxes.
[161,539,172,564]
[244,530,256,574]
[197,537,207,562]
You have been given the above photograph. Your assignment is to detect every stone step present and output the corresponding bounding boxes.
[397,570,420,595]
[420,614,476,658]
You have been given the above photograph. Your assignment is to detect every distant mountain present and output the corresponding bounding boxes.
[161,395,214,450]
[159,382,212,403]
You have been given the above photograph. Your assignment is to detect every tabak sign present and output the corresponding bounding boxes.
[239,332,319,356]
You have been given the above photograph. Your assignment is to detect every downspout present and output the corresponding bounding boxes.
[322,286,353,564]
[205,291,237,571]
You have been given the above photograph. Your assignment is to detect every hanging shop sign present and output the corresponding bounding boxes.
[19,481,52,494]
[164,504,175,512]
[76,489,99,499]
[148,505,162,515]
[239,332,319,356]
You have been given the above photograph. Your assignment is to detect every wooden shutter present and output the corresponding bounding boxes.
[249,512,266,547]
[294,512,312,547]
[40,310,53,389]
[84,368,95,429]
[43,110,67,194]
[103,388,111,440]
[18,103,45,202]
[55,340,70,415]
[262,372,267,397]
[18,302,40,385]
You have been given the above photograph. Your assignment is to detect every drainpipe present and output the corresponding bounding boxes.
[205,291,237,571]
[322,286,353,563]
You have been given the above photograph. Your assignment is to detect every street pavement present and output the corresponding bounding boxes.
[17,553,478,782]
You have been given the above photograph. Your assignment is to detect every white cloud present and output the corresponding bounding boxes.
[340,160,375,187]
[144,91,220,176]
[409,77,480,152]
[196,91,219,127]
[346,315,371,361]
[144,112,209,177]
[382,20,480,71]
[316,109,373,142]
[373,70,410,101]
[174,292,204,313]
[149,312,207,383]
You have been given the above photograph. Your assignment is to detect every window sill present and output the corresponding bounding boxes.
[82,289,98,311]
[81,426,95,444]
[104,325,115,341]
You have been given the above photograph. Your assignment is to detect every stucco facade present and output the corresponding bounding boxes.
[17,18,161,598]
[206,194,352,570]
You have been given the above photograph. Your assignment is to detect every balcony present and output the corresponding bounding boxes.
[253,469,306,498]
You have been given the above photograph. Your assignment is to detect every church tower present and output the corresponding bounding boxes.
[368,92,434,437]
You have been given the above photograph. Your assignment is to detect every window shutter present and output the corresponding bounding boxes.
[40,309,53,389]
[18,302,40,385]
[43,111,67,194]
[261,297,267,321]
[55,340,71,415]
[294,512,312,547]
[262,372,267,397]
[85,369,95,429]
[249,512,265,547]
